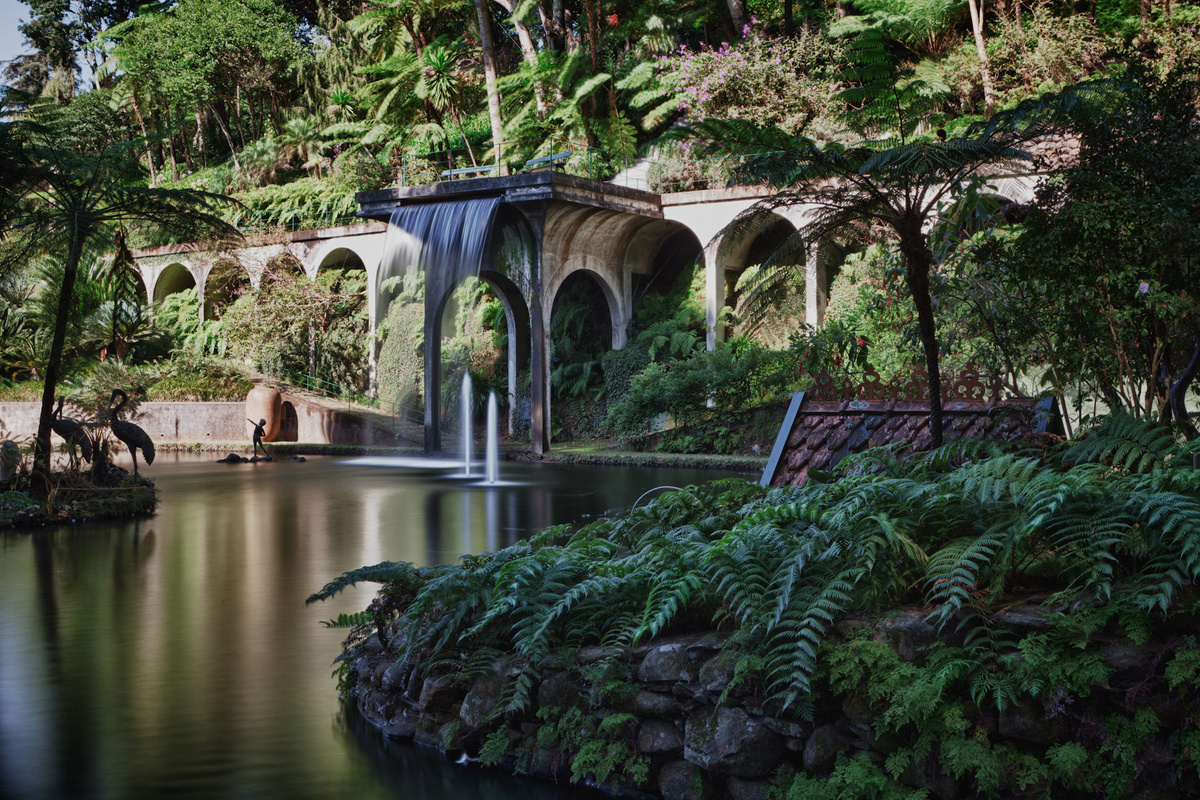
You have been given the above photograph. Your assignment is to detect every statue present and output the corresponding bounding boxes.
[0,440,20,488]
[248,418,271,460]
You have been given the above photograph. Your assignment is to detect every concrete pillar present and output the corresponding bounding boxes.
[366,262,381,399]
[522,204,550,455]
[704,242,725,351]
[196,273,208,325]
[423,296,442,452]
[805,242,825,328]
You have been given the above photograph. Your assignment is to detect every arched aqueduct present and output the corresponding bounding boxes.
[132,171,1040,455]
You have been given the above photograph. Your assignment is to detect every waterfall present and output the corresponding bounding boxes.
[380,197,503,294]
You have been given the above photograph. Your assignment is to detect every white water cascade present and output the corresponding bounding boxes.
[378,196,503,451]
[485,391,500,485]
[380,197,503,304]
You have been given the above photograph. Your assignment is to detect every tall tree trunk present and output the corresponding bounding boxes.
[35,220,88,483]
[552,0,566,50]
[784,0,795,36]
[494,0,547,117]
[212,103,243,172]
[162,102,180,183]
[896,221,945,448]
[583,0,599,96]
[967,0,996,119]
[196,111,207,169]
[1169,335,1200,439]
[726,0,749,34]
[129,92,157,187]
[234,84,247,148]
[1014,0,1023,42]
[180,116,196,172]
[474,0,506,174]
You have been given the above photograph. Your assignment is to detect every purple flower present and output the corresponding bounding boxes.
[1139,282,1150,294]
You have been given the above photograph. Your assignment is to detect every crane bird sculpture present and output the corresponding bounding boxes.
[109,389,155,476]
[51,396,92,466]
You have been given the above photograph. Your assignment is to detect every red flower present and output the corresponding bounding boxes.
[856,337,865,347]
[608,13,618,25]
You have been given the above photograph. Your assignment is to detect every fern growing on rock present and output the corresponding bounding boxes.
[310,413,1200,716]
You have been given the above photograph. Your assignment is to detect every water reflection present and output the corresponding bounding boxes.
[0,454,750,800]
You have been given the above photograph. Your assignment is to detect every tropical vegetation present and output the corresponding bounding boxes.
[312,413,1200,794]
[4,0,1200,456]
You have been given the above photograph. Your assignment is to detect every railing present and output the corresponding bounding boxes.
[260,364,425,433]
[236,211,362,235]
[356,139,774,196]
[357,139,618,189]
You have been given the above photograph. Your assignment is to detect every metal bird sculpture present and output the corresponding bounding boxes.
[51,396,92,466]
[109,389,155,476]
[0,440,19,486]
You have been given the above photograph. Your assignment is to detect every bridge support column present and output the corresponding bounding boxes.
[805,243,825,328]
[423,309,441,451]
[523,205,550,456]
[704,242,725,351]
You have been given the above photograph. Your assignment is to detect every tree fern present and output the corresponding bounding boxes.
[1061,411,1179,473]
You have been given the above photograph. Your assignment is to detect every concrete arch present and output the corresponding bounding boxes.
[699,206,813,348]
[987,175,1039,205]
[477,269,533,434]
[152,262,198,303]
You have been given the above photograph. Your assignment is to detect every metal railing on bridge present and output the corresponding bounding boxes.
[235,211,362,235]
[356,139,772,195]
[260,364,424,435]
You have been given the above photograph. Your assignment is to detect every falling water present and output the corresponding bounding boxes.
[462,374,473,477]
[486,391,500,485]
[380,197,503,298]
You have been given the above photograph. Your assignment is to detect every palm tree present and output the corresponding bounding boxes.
[279,115,327,178]
[1,116,240,482]
[414,40,478,165]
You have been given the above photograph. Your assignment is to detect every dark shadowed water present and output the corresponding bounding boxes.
[0,453,750,800]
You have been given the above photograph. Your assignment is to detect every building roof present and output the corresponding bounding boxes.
[760,368,1063,488]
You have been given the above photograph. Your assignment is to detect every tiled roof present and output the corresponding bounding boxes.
[761,390,1062,488]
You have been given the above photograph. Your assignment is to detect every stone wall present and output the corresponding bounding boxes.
[0,402,245,443]
[348,607,1198,800]
[0,399,408,447]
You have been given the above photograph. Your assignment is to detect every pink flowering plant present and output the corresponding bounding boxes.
[658,27,844,138]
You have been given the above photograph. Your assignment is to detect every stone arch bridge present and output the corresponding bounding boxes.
[131,171,1039,454]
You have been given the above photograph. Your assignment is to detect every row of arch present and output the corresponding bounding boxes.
[134,175,1038,454]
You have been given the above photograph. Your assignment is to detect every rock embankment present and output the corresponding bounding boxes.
[349,606,1200,799]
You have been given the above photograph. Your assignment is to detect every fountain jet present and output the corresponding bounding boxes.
[486,391,500,485]
[462,374,472,477]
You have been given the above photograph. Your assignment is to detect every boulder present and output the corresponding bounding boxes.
[657,759,709,800]
[460,671,505,730]
[417,673,463,712]
[639,642,694,683]
[684,706,784,778]
[634,690,682,718]
[727,777,770,800]
[638,719,684,754]
[697,650,740,694]
[802,724,842,772]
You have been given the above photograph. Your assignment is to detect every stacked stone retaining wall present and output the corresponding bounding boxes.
[349,607,1199,800]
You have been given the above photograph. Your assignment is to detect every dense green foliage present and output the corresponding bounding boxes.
[311,413,1200,722]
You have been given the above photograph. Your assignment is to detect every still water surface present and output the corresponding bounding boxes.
[0,454,748,800]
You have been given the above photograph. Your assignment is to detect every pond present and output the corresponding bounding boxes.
[0,453,751,800]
